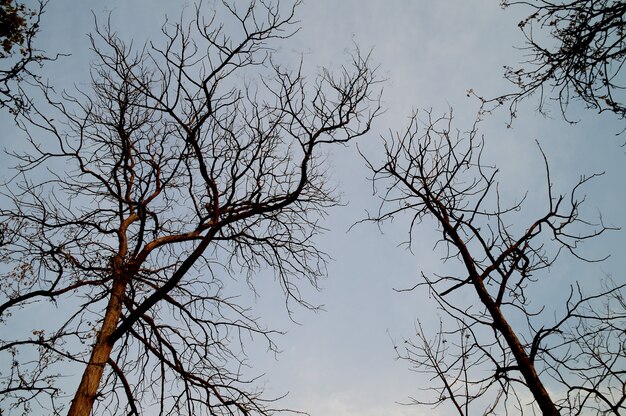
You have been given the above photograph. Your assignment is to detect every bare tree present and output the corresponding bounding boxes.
[0,0,51,113]
[0,1,380,415]
[495,0,626,125]
[365,110,624,415]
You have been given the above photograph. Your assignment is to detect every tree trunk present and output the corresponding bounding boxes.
[473,277,560,416]
[438,205,561,415]
[67,275,128,416]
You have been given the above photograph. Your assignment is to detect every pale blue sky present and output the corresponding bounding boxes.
[2,1,625,415]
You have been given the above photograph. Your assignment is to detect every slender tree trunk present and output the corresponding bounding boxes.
[473,278,560,416]
[434,202,561,415]
[67,275,128,416]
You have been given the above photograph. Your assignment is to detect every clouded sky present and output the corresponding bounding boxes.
[3,1,625,415]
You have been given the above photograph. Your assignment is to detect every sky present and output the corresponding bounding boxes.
[2,1,625,415]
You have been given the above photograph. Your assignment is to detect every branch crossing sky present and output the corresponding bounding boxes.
[1,1,624,415]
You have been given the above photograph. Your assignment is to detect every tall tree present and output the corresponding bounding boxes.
[0,1,380,415]
[365,110,625,415]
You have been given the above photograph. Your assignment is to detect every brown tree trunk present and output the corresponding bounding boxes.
[473,277,560,416]
[67,275,128,416]
[500,322,560,416]
[435,203,561,415]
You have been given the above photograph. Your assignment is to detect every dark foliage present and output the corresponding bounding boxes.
[0,0,50,113]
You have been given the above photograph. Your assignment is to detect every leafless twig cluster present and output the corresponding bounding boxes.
[496,0,626,126]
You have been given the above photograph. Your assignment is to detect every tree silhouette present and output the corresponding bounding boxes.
[498,0,626,124]
[0,1,380,415]
[0,0,51,113]
[365,110,624,415]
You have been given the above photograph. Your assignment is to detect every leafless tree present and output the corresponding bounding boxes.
[494,0,626,125]
[365,110,624,415]
[0,1,380,415]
